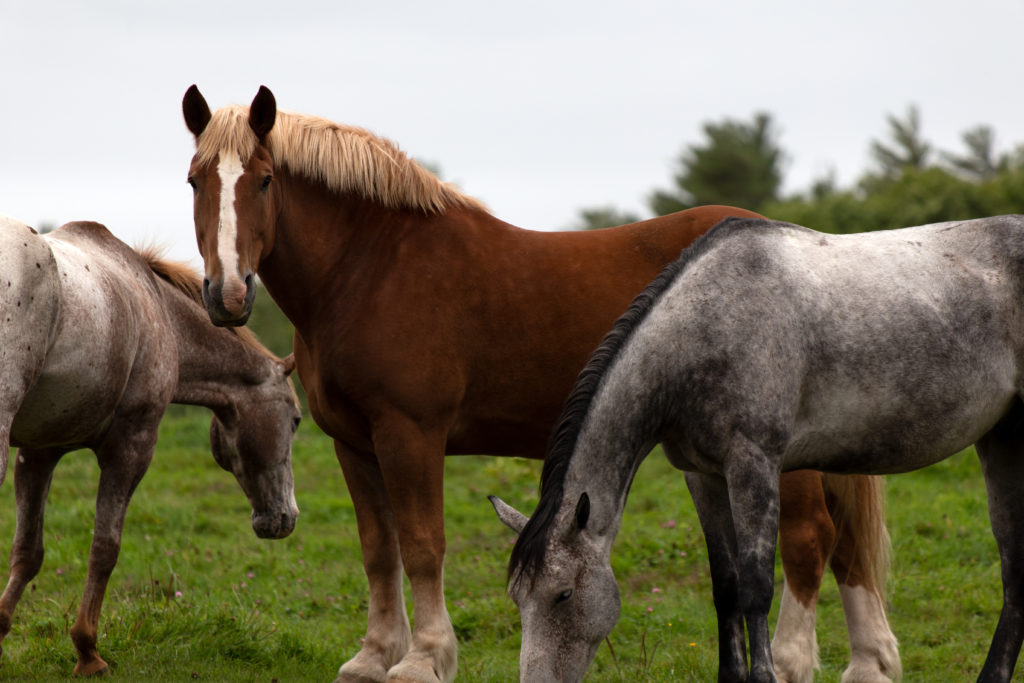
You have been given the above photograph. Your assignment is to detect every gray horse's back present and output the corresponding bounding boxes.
[651,215,1024,475]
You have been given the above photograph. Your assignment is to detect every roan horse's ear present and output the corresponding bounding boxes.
[182,84,212,138]
[249,85,277,143]
[281,353,297,377]
[488,495,528,535]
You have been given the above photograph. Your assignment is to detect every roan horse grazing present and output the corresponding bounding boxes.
[498,215,1024,683]
[181,85,897,682]
[0,216,301,676]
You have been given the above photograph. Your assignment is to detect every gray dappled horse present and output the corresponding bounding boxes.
[495,215,1024,682]
[0,216,301,676]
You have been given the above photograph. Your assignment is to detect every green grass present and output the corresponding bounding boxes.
[0,407,1007,681]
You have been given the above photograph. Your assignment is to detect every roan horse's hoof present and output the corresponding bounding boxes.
[72,657,109,677]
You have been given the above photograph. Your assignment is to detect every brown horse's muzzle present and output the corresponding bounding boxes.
[202,274,255,327]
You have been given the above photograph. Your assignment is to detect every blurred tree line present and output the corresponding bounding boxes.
[578,105,1024,233]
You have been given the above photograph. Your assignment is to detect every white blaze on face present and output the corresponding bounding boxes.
[216,153,245,286]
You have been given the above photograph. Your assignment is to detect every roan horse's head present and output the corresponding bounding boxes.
[491,494,621,683]
[211,354,302,539]
[182,85,278,327]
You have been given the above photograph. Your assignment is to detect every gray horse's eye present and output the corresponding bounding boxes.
[555,589,573,604]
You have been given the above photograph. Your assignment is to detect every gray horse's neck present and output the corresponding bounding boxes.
[561,359,664,540]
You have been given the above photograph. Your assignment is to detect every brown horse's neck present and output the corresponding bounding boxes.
[256,171,495,335]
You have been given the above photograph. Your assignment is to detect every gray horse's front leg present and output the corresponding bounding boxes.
[723,436,782,683]
[685,471,749,682]
[69,427,157,677]
[0,447,62,656]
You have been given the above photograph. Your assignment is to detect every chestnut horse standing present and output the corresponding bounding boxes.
[181,85,899,683]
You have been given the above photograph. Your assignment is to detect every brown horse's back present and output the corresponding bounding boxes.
[442,205,762,458]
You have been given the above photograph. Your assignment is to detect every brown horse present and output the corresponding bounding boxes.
[181,85,899,683]
[0,216,301,676]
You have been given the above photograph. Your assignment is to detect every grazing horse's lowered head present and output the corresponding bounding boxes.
[491,495,620,683]
[208,354,301,539]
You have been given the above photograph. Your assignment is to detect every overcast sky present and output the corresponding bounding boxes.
[3,0,1023,263]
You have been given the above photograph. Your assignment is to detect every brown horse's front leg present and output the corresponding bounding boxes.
[70,430,156,677]
[773,470,835,683]
[335,440,411,683]
[372,415,455,683]
[0,448,62,658]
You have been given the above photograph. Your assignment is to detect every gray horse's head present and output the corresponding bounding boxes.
[210,354,301,539]
[491,494,621,682]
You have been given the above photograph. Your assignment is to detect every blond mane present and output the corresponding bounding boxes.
[136,246,275,359]
[194,105,486,215]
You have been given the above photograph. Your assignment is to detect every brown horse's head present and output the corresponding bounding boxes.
[182,85,278,327]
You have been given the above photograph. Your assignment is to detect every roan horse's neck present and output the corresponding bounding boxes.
[161,283,276,414]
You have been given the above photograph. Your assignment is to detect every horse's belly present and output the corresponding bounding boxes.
[11,365,126,447]
[783,390,1016,474]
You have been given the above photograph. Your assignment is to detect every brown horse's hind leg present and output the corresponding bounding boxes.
[0,447,62,659]
[824,474,900,683]
[335,441,411,683]
[69,427,157,677]
[772,470,835,683]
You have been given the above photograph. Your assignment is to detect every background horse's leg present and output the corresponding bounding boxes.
[824,474,900,683]
[334,441,411,683]
[69,426,157,677]
[685,471,749,683]
[0,447,62,657]
[976,412,1024,683]
[372,415,455,683]
[772,471,835,683]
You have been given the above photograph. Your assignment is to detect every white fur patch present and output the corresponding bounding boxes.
[771,582,819,683]
[216,154,245,284]
[838,584,901,682]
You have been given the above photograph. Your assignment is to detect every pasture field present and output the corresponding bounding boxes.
[0,293,1004,681]
[0,411,1002,682]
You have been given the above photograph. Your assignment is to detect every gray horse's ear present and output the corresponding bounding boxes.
[575,492,590,530]
[489,495,528,534]
[249,85,277,143]
[183,84,212,138]
[281,353,297,376]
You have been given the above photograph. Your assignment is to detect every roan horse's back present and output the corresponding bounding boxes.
[7,221,177,450]
[658,215,1024,475]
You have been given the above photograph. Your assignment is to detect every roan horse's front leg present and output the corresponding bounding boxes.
[68,428,157,676]
[0,447,62,659]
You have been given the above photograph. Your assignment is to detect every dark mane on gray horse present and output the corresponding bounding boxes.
[507,216,775,589]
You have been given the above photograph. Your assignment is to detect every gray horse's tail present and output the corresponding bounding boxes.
[822,473,891,600]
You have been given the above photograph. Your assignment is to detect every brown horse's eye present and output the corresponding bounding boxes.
[261,175,273,191]
[187,177,197,192]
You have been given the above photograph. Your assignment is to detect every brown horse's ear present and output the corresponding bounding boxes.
[182,84,212,138]
[281,353,297,376]
[249,85,277,143]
